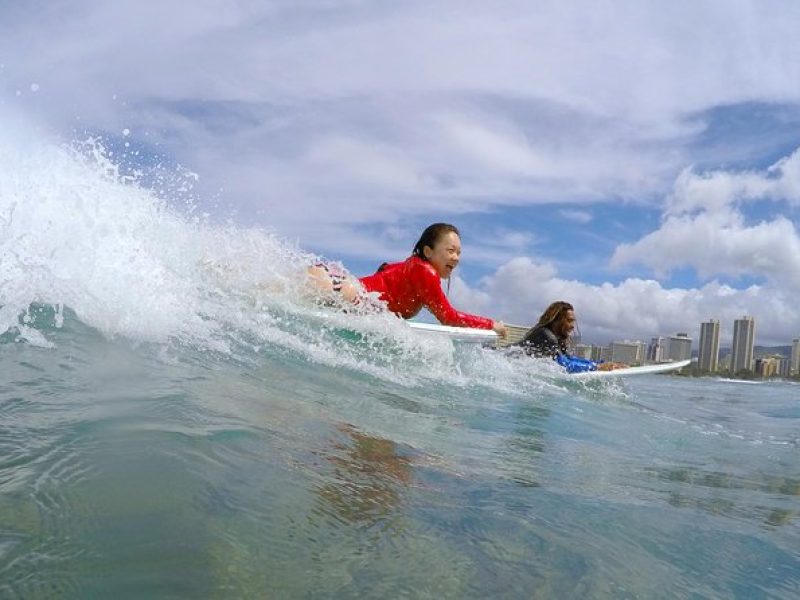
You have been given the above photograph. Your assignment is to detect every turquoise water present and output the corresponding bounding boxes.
[1,118,798,598]
[1,310,798,598]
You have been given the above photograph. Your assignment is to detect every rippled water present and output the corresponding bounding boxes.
[1,111,798,598]
[1,313,798,598]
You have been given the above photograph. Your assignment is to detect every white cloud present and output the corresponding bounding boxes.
[667,147,800,215]
[3,0,800,258]
[611,211,800,288]
[559,209,593,224]
[455,227,536,267]
[305,136,425,191]
[450,257,799,346]
[436,114,548,177]
[611,147,800,290]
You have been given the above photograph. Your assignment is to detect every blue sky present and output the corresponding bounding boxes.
[2,0,800,345]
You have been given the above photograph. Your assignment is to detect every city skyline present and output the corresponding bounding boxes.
[580,314,797,354]
[577,314,799,375]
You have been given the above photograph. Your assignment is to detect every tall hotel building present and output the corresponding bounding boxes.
[697,319,720,372]
[730,316,756,374]
[792,337,800,376]
[666,333,692,361]
[647,337,666,363]
[610,340,647,365]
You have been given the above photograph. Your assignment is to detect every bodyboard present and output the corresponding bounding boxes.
[572,359,691,379]
[407,321,498,343]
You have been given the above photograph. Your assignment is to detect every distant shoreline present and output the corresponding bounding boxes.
[672,368,800,383]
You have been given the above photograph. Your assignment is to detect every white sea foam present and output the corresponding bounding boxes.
[0,112,559,394]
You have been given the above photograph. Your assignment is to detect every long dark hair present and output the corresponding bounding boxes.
[412,223,460,260]
[536,301,574,328]
[536,301,575,342]
[374,223,461,275]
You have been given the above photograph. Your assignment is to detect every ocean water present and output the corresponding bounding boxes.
[1,118,799,599]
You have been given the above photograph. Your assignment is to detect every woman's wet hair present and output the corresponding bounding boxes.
[373,224,459,273]
[412,223,460,260]
[536,301,575,330]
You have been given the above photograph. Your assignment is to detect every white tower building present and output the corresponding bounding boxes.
[697,320,720,372]
[730,316,756,374]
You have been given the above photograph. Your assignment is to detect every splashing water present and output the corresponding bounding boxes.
[0,111,563,394]
[2,113,799,599]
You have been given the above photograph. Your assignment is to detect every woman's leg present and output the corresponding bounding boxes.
[306,264,362,304]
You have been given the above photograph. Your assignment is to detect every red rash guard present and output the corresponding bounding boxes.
[358,256,494,329]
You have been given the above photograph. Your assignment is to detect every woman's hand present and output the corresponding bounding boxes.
[492,320,508,338]
[598,362,627,371]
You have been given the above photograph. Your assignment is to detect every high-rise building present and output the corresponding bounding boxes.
[610,340,646,365]
[776,357,791,378]
[589,345,608,362]
[647,337,666,363]
[792,338,800,376]
[730,316,756,374]
[666,333,692,362]
[697,320,720,372]
[756,357,779,378]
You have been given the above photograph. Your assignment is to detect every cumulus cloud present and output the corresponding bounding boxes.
[666,147,800,215]
[452,126,800,347]
[612,147,800,290]
[3,0,800,257]
[612,212,800,287]
[450,257,797,346]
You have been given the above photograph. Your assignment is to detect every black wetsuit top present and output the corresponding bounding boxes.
[518,325,564,359]
[515,325,598,373]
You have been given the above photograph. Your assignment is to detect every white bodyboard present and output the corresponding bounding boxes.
[572,359,691,379]
[407,321,498,343]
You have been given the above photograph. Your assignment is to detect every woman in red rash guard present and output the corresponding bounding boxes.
[309,223,507,337]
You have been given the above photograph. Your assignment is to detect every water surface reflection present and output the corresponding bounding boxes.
[315,425,414,530]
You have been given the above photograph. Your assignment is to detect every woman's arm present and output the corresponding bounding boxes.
[417,264,495,329]
[556,353,598,374]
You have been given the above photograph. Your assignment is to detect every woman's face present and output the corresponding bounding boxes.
[423,231,461,279]
[555,309,577,338]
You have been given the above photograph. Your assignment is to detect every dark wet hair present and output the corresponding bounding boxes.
[536,301,575,330]
[412,223,460,261]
